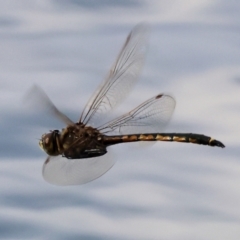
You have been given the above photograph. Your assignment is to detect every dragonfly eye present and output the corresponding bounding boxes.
[39,133,50,150]
[39,131,60,156]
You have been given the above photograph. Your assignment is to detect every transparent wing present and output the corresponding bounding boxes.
[25,85,74,125]
[42,153,115,186]
[80,23,149,126]
[97,94,176,135]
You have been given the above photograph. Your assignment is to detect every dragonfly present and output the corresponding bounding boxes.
[36,24,225,186]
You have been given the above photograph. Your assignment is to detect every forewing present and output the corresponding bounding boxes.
[98,94,176,135]
[42,154,115,186]
[25,85,74,125]
[80,23,149,126]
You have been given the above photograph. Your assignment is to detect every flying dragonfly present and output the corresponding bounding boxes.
[35,24,224,186]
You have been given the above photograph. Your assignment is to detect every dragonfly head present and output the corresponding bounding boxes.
[39,130,60,156]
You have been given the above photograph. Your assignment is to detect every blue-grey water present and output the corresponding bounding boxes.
[0,1,240,239]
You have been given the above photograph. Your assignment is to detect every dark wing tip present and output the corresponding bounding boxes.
[211,139,225,148]
[155,94,163,99]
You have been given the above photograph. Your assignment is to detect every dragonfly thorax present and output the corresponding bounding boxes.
[39,130,61,156]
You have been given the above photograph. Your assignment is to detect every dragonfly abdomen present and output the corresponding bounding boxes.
[103,133,225,148]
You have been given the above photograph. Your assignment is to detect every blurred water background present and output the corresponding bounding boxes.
[0,0,240,239]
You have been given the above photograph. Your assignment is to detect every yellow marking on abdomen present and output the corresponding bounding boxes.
[121,135,138,142]
[155,135,172,141]
[138,134,154,140]
[121,135,139,142]
[209,138,214,143]
[189,138,198,143]
[173,136,187,142]
[129,135,138,141]
[122,135,129,141]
